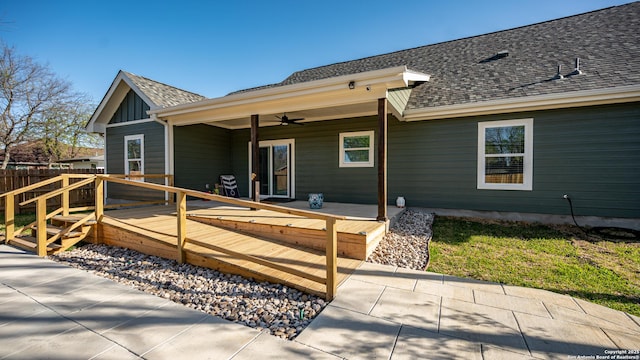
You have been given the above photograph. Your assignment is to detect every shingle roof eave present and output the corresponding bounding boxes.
[228,3,640,111]
[123,71,207,108]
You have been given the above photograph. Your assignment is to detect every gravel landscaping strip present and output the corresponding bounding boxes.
[49,209,434,340]
[366,209,434,270]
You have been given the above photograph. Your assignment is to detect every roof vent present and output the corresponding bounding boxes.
[552,64,564,80]
[569,58,583,76]
[479,50,509,63]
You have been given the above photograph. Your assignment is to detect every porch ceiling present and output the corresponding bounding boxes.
[150,66,430,129]
[197,101,383,129]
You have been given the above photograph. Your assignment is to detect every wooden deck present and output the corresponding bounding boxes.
[96,205,378,298]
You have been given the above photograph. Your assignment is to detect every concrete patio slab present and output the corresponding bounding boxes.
[481,345,537,359]
[414,280,475,302]
[92,345,141,360]
[331,278,386,314]
[473,289,551,318]
[369,287,441,332]
[4,325,117,360]
[348,262,416,290]
[1,244,637,359]
[502,284,583,312]
[602,328,640,349]
[0,293,49,326]
[64,294,168,334]
[439,297,528,354]
[295,305,402,360]
[232,332,340,360]
[143,316,260,360]
[101,302,210,355]
[0,308,79,358]
[545,302,640,334]
[515,312,618,359]
[442,274,505,294]
[37,281,131,315]
[391,325,482,360]
[574,297,640,333]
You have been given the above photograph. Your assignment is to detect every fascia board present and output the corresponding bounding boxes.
[151,66,429,118]
[403,85,640,121]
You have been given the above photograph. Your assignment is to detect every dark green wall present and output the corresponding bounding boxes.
[109,90,151,124]
[106,121,165,200]
[231,117,379,203]
[173,124,233,192]
[229,103,639,218]
[387,103,640,218]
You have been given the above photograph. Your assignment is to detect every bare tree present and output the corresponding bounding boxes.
[0,42,73,168]
[38,94,102,163]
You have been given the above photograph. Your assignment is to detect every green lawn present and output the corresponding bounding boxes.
[429,217,640,316]
[0,212,37,234]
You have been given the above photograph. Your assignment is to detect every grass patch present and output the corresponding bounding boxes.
[429,216,640,316]
[0,212,37,234]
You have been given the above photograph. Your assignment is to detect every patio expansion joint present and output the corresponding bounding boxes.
[511,309,534,358]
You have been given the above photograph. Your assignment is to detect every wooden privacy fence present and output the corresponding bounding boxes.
[0,169,104,213]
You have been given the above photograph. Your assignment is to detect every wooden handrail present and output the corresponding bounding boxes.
[0,176,63,198]
[0,173,95,198]
[18,177,95,207]
[99,175,345,222]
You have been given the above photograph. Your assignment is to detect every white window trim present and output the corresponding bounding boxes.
[124,134,144,179]
[477,118,533,191]
[339,130,374,168]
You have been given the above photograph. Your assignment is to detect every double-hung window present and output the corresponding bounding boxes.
[339,131,374,167]
[477,119,533,190]
[124,134,144,179]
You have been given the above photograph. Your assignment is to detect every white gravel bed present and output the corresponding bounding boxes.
[366,209,434,270]
[50,245,326,340]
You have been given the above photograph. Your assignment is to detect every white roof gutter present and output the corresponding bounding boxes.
[403,85,640,121]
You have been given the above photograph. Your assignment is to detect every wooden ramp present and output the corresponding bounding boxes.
[97,205,365,298]
[186,206,386,260]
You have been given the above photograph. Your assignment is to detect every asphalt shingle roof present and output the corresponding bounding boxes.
[237,2,640,110]
[123,71,206,108]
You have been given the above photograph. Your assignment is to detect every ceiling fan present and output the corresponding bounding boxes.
[275,113,305,126]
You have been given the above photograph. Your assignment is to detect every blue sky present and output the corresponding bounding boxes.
[1,0,634,103]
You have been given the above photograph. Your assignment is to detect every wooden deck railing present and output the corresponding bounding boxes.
[1,173,345,300]
[97,175,345,300]
[0,174,96,250]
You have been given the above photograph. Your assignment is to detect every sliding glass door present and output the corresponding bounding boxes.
[250,139,295,199]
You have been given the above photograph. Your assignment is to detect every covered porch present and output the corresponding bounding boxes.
[150,66,429,223]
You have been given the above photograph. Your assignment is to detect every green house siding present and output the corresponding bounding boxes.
[109,90,151,124]
[231,117,379,203]
[173,124,233,192]
[387,102,640,218]
[226,103,639,219]
[106,121,166,200]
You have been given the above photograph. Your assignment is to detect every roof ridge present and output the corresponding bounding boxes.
[123,70,206,99]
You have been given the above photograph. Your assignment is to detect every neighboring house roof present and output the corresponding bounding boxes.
[242,2,639,110]
[59,155,104,163]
